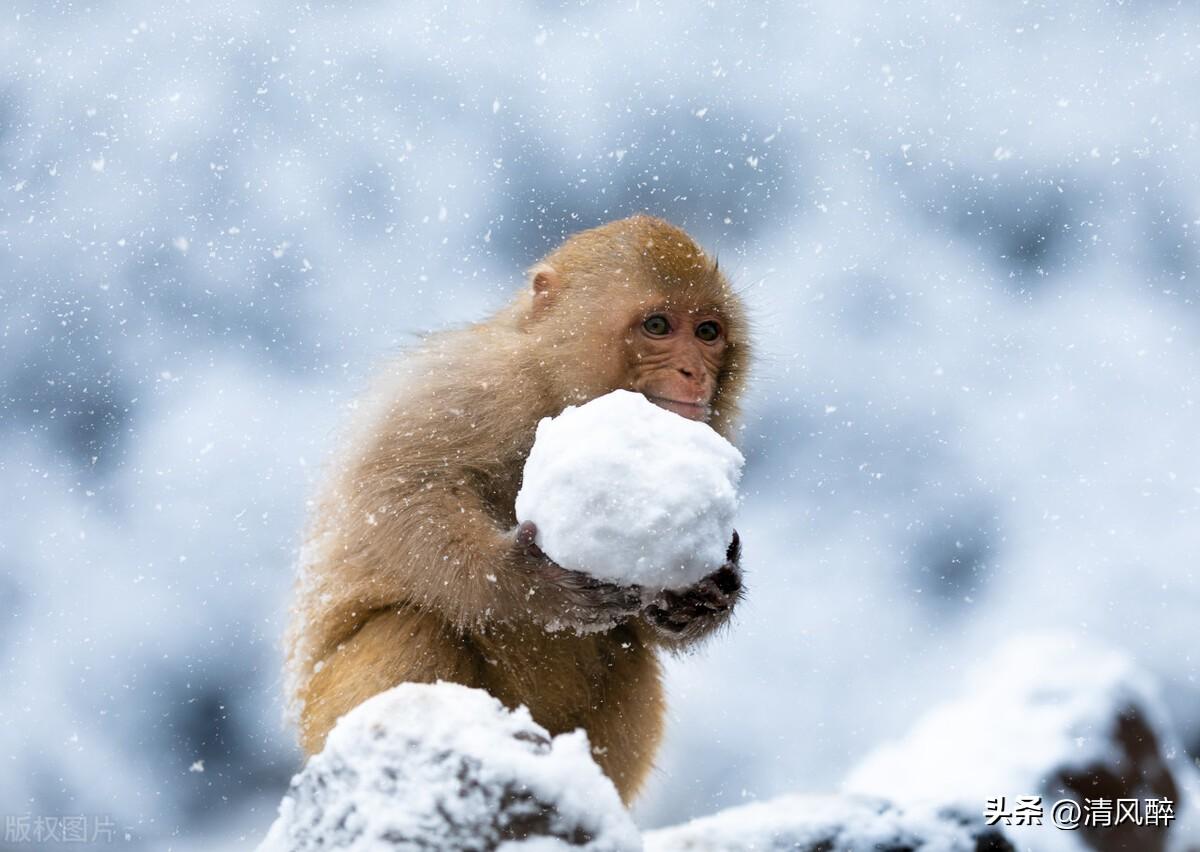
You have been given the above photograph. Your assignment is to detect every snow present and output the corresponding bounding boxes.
[845,632,1200,852]
[3,0,1200,847]
[261,683,1026,852]
[258,682,640,852]
[515,390,743,590]
[644,795,1009,852]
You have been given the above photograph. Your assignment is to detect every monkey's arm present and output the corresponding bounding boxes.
[636,532,743,651]
[380,487,642,632]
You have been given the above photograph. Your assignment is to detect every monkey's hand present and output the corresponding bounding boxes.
[641,531,743,646]
[512,521,645,632]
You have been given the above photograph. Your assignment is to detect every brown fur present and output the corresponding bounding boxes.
[285,215,750,802]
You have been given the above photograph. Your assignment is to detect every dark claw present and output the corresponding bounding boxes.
[645,603,688,634]
[644,532,743,639]
[713,565,740,595]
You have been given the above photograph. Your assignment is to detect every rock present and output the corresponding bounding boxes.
[258,634,1200,852]
[846,632,1200,852]
[258,682,641,852]
[644,794,1014,851]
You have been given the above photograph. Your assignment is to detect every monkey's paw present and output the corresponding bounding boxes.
[643,532,742,641]
[514,521,645,631]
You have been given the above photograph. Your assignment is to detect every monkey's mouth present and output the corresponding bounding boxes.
[644,394,711,421]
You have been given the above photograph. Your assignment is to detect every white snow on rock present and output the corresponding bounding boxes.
[845,632,1200,852]
[644,794,1012,852]
[515,390,743,590]
[258,682,641,852]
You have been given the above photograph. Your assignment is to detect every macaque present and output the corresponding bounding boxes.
[286,215,750,802]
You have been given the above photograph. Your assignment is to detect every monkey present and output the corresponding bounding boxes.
[285,215,750,803]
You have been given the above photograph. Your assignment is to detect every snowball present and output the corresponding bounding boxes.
[514,389,743,590]
[258,682,639,852]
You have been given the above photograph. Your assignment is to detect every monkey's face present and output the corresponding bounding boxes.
[624,305,728,422]
[525,216,747,431]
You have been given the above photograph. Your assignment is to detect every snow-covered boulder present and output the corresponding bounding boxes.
[846,633,1200,852]
[258,682,640,852]
[644,794,1014,851]
[515,390,743,590]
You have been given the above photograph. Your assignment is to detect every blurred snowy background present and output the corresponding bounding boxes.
[2,0,1199,848]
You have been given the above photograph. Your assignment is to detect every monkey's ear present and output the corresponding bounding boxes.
[527,262,562,316]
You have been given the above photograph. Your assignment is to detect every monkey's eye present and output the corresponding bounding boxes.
[642,315,671,336]
[695,320,722,342]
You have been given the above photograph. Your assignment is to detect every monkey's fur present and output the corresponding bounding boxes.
[286,215,749,802]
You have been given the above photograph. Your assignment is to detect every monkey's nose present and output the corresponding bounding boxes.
[678,366,695,379]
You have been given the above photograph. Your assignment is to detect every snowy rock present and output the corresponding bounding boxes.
[515,390,743,590]
[846,633,1200,852]
[644,794,1014,852]
[258,682,640,852]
